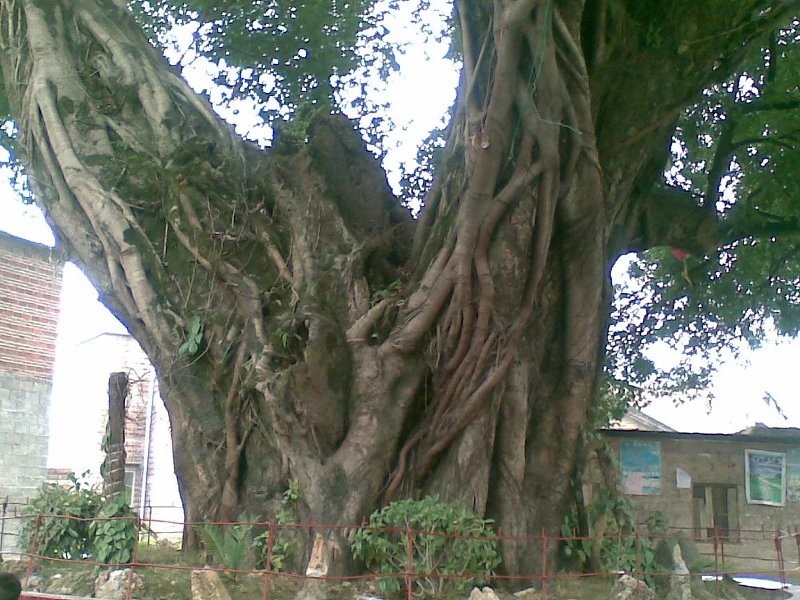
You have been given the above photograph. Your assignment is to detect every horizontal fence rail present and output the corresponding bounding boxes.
[2,512,798,599]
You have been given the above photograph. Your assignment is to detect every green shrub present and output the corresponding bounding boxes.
[253,479,300,572]
[560,493,665,585]
[196,518,256,574]
[196,481,302,576]
[351,496,500,598]
[20,474,103,559]
[89,495,137,564]
[20,473,136,564]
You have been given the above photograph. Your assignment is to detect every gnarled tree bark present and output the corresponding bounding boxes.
[0,0,791,583]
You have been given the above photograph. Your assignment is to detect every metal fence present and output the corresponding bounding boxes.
[0,498,27,555]
[4,511,799,600]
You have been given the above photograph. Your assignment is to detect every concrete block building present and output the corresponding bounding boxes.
[590,422,800,574]
[0,231,63,555]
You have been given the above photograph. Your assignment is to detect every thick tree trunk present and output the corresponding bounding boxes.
[0,0,788,583]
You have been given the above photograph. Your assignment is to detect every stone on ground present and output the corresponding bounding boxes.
[94,568,143,599]
[612,574,655,600]
[190,568,232,600]
[468,586,501,600]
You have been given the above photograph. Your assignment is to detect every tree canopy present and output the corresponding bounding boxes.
[607,16,800,408]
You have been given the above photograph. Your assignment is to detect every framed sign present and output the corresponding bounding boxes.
[745,449,786,506]
[621,440,661,495]
[787,448,800,502]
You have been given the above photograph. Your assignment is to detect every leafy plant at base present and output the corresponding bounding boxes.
[560,504,592,566]
[89,495,137,564]
[21,473,138,564]
[254,479,299,571]
[561,492,666,585]
[196,517,256,576]
[20,473,103,560]
[351,496,500,598]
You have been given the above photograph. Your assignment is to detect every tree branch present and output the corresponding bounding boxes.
[615,186,720,258]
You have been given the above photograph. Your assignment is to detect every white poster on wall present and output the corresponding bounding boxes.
[676,467,691,489]
[745,449,786,507]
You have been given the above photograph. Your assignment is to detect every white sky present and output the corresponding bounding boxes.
[0,1,798,446]
[644,338,800,433]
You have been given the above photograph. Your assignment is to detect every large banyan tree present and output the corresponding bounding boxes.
[1,0,799,577]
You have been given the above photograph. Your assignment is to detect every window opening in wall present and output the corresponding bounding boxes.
[692,483,739,542]
[124,467,137,506]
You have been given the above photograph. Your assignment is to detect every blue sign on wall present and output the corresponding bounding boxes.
[621,440,661,495]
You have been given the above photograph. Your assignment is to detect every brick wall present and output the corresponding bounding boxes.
[0,232,63,555]
[0,232,62,378]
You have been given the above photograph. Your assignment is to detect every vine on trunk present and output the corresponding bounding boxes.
[384,0,603,501]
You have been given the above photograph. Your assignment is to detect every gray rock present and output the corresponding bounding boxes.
[468,587,501,600]
[513,588,541,600]
[94,568,143,600]
[653,535,701,573]
[190,568,232,600]
[612,574,655,600]
[23,573,43,592]
[47,570,96,596]
[666,544,692,600]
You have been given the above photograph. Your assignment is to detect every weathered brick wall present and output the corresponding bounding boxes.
[0,232,62,377]
[0,232,62,555]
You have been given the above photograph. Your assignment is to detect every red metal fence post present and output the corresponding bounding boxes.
[25,513,43,586]
[406,524,414,600]
[795,532,800,569]
[541,529,548,600]
[126,514,142,600]
[774,531,785,587]
[262,519,276,600]
[713,530,720,599]
[635,528,642,600]
[146,505,153,546]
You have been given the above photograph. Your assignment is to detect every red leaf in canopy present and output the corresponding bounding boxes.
[670,248,689,261]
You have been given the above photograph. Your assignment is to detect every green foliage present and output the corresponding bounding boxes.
[644,511,668,536]
[253,479,299,572]
[370,278,403,304]
[607,18,800,403]
[21,474,103,560]
[197,482,301,575]
[275,478,299,526]
[178,314,204,357]
[130,0,373,126]
[127,0,456,171]
[88,496,137,565]
[196,517,256,574]
[351,496,500,598]
[21,474,136,564]
[591,375,634,427]
[560,492,666,585]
